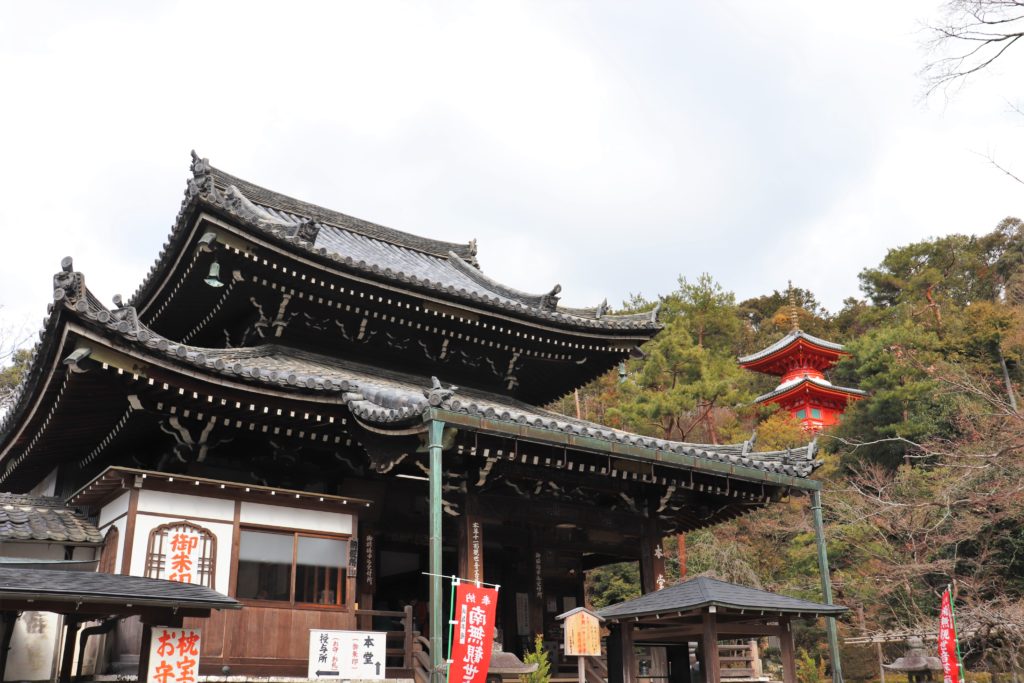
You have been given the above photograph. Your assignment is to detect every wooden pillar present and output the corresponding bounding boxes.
[0,611,17,682]
[58,616,80,683]
[607,624,624,683]
[639,518,666,594]
[458,494,484,585]
[676,534,687,581]
[779,618,797,683]
[701,611,720,683]
[619,621,636,683]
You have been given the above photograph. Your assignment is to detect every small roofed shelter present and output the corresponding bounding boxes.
[0,566,240,683]
[597,576,847,683]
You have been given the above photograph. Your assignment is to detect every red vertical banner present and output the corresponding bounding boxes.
[448,582,499,683]
[938,587,963,683]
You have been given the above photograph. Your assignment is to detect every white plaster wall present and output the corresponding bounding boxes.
[137,489,234,520]
[98,490,130,527]
[129,513,234,594]
[3,611,60,682]
[240,501,352,534]
[0,542,70,560]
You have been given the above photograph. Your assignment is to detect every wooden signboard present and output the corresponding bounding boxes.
[561,609,602,657]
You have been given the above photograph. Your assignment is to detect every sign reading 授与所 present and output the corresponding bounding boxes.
[308,630,387,679]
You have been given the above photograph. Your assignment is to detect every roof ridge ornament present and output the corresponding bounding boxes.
[424,376,458,407]
[539,284,561,311]
[187,150,216,200]
[53,257,84,304]
[788,280,800,332]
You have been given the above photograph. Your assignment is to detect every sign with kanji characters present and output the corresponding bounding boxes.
[147,627,201,683]
[145,522,214,587]
[308,630,386,680]
[938,587,963,683]
[448,582,499,683]
[561,609,602,657]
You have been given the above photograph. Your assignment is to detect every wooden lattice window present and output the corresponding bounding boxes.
[98,526,119,574]
[144,521,216,587]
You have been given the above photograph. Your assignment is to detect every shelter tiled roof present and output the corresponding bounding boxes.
[0,566,240,609]
[738,330,846,365]
[0,492,103,544]
[597,576,847,620]
[128,153,660,332]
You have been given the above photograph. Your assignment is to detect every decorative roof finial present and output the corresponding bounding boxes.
[787,280,799,332]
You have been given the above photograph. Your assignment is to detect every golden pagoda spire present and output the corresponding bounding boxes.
[788,280,799,332]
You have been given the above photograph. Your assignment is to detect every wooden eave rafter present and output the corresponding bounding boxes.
[427,407,820,492]
[68,466,372,511]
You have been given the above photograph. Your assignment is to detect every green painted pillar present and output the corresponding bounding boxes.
[428,419,446,683]
[812,488,843,683]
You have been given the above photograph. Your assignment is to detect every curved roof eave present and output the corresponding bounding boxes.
[1,263,820,486]
[738,330,848,366]
[128,153,662,334]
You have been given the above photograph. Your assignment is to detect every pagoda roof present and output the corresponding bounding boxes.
[738,330,846,367]
[129,153,660,333]
[754,375,866,404]
[0,262,824,488]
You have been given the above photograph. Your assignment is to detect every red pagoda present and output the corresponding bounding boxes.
[739,308,864,431]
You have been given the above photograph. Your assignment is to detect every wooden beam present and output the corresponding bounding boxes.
[58,617,80,683]
[458,493,484,584]
[620,621,636,683]
[121,486,139,574]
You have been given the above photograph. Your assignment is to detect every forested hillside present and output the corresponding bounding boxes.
[560,217,1024,678]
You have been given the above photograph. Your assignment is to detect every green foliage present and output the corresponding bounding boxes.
[519,635,551,683]
[796,649,827,683]
[586,562,640,609]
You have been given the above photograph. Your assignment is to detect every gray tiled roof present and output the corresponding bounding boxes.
[0,492,103,544]
[11,274,820,480]
[128,153,660,332]
[738,330,847,365]
[754,376,867,404]
[597,576,847,620]
[0,566,240,609]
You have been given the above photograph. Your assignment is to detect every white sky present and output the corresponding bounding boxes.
[1,1,1022,343]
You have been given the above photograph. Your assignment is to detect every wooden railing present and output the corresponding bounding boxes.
[412,635,433,683]
[355,605,416,677]
[584,656,609,683]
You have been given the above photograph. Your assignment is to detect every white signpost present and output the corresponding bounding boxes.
[147,627,201,683]
[308,630,387,680]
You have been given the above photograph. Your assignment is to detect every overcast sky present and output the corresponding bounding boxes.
[1,1,1022,344]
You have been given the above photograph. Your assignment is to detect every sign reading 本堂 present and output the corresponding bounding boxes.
[448,582,499,683]
[308,630,387,680]
[147,627,201,683]
[562,610,602,657]
[938,587,963,683]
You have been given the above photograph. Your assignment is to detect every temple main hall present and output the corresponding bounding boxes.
[0,153,827,680]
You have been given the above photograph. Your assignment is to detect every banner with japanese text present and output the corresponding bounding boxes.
[308,630,387,679]
[938,587,963,683]
[147,627,201,683]
[448,582,498,683]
